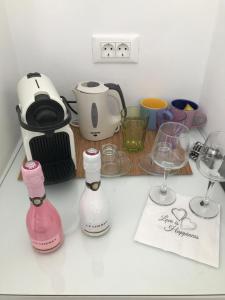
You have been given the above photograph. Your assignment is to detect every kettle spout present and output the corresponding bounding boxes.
[72,87,78,97]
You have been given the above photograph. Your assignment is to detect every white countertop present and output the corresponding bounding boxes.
[0,129,225,298]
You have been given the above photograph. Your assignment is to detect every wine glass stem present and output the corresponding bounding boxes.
[160,169,169,194]
[201,181,215,206]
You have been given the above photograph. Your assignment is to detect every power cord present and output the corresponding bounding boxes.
[60,96,78,115]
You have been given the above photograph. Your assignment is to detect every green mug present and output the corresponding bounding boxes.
[121,106,148,152]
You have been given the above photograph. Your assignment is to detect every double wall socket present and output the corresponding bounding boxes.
[92,34,139,63]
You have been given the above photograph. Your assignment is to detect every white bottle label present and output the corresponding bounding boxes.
[81,220,110,235]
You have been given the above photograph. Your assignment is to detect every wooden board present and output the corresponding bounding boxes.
[73,127,192,177]
[18,126,192,180]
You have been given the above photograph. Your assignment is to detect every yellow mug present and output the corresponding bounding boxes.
[140,98,173,130]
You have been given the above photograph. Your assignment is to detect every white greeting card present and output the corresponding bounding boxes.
[134,194,220,268]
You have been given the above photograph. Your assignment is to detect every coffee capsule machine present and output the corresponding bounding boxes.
[16,72,76,184]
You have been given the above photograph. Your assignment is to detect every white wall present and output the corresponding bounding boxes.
[4,0,218,104]
[200,0,225,134]
[0,0,221,176]
[0,2,20,176]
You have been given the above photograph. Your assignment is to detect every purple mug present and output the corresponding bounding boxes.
[171,99,207,128]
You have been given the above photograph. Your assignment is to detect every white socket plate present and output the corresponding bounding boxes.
[92,34,140,63]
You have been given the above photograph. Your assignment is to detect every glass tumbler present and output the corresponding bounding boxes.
[121,106,148,152]
[101,144,121,176]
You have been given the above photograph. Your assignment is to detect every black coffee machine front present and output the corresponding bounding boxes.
[16,72,76,184]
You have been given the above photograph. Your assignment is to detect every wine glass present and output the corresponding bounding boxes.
[189,131,225,218]
[149,122,190,205]
[138,110,187,175]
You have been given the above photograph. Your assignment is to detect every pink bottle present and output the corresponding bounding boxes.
[22,161,63,253]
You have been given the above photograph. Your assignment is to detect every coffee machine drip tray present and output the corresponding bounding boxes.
[41,159,75,185]
[29,132,75,184]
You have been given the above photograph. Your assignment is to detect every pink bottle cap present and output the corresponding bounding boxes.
[21,160,45,199]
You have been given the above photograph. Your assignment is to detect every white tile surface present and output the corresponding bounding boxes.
[0,130,225,297]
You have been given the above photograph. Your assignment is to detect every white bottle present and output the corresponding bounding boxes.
[79,148,111,236]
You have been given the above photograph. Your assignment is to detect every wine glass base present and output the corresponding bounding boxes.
[149,186,176,206]
[189,196,220,219]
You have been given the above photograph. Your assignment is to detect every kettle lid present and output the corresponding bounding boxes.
[76,81,108,94]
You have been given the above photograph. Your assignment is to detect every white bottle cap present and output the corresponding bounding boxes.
[83,148,101,171]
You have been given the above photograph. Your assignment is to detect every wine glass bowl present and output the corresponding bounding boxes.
[189,131,225,218]
[197,146,225,182]
[149,122,190,206]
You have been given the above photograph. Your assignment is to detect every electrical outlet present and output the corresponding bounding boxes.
[116,42,131,58]
[92,34,139,63]
[101,42,116,58]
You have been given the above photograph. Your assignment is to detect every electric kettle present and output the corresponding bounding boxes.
[73,81,126,141]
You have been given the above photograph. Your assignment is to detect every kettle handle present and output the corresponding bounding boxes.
[104,83,126,112]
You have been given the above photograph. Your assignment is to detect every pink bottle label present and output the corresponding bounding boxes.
[31,234,62,252]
